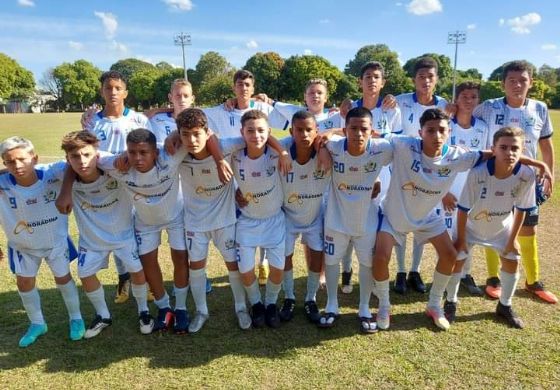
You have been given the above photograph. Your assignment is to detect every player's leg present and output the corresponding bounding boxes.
[372,231,397,330]
[354,231,378,334]
[264,244,285,328]
[460,251,483,296]
[484,247,502,299]
[393,241,407,294]
[341,243,354,294]
[496,255,524,328]
[302,226,324,324]
[257,247,269,286]
[279,228,298,322]
[408,240,427,293]
[238,245,265,328]
[443,252,469,324]
[168,222,190,333]
[185,230,212,333]
[113,255,131,304]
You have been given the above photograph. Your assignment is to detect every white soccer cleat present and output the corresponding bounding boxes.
[426,306,450,331]
[376,306,391,330]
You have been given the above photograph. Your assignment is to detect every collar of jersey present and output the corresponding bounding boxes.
[412,92,440,106]
[420,140,449,157]
[244,145,267,156]
[290,142,316,160]
[502,97,528,108]
[344,138,372,152]
[9,169,44,185]
[97,107,130,119]
[452,116,476,127]
[355,97,383,109]
[487,157,521,176]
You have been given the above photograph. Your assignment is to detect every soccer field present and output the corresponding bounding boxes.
[0,113,559,389]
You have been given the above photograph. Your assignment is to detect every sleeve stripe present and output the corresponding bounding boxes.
[457,204,470,212]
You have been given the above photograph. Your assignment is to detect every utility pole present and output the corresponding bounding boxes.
[174,32,192,81]
[447,31,467,102]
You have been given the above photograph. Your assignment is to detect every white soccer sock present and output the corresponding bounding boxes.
[282,269,295,300]
[395,243,406,273]
[374,279,391,309]
[499,270,519,307]
[265,279,282,306]
[19,288,45,325]
[130,283,149,313]
[325,263,339,314]
[428,270,452,308]
[358,264,373,318]
[154,291,171,310]
[189,268,208,315]
[410,242,424,273]
[173,286,188,311]
[228,270,247,312]
[85,285,111,319]
[245,280,262,305]
[305,271,320,302]
[342,245,353,273]
[461,254,473,276]
[445,272,462,303]
[57,280,82,321]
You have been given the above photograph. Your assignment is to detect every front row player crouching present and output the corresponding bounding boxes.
[0,137,85,347]
[445,127,549,328]
[61,131,154,337]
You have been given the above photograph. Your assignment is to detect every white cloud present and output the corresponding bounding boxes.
[406,0,442,15]
[396,2,403,6]
[498,18,505,26]
[541,43,557,51]
[467,24,476,30]
[18,0,35,7]
[68,41,84,50]
[111,40,127,53]
[162,0,193,11]
[94,11,118,39]
[304,49,313,55]
[506,12,541,34]
[246,40,258,49]
[319,19,330,24]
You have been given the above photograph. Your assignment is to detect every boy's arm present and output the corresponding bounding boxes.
[207,133,233,184]
[538,137,555,188]
[266,135,292,175]
[441,192,458,212]
[55,166,76,214]
[145,107,173,119]
[518,155,553,196]
[503,208,526,258]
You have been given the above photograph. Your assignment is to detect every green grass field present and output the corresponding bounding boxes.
[0,112,559,389]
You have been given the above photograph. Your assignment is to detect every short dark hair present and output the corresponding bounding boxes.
[233,69,254,84]
[419,108,449,127]
[100,70,127,86]
[456,81,481,97]
[493,126,525,145]
[502,60,534,81]
[346,107,373,123]
[360,61,385,79]
[126,128,156,147]
[240,109,268,127]
[176,108,208,131]
[413,56,438,76]
[292,110,316,124]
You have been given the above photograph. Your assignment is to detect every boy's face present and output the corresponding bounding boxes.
[502,70,532,101]
[344,116,372,154]
[419,118,449,155]
[290,117,317,148]
[241,118,270,150]
[360,69,385,95]
[126,142,158,173]
[456,88,479,114]
[414,67,438,95]
[304,84,327,111]
[66,145,98,180]
[2,148,37,179]
[169,85,194,113]
[180,127,209,156]
[233,77,254,101]
[101,78,128,106]
[492,135,524,168]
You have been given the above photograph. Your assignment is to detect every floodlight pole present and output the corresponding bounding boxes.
[174,32,192,81]
[447,31,467,102]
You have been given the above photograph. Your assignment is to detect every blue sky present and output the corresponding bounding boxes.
[2,0,559,83]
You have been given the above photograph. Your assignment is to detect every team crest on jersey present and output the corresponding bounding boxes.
[43,190,57,203]
[470,138,480,148]
[266,166,276,177]
[323,120,334,129]
[26,198,37,205]
[106,179,118,190]
[437,167,451,177]
[313,170,325,180]
[364,161,377,173]
[524,116,536,127]
[299,174,308,180]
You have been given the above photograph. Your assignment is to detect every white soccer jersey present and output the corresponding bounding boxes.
[203,101,274,138]
[0,162,68,252]
[231,146,283,220]
[271,102,343,132]
[280,137,331,229]
[396,93,448,136]
[473,98,553,160]
[149,112,176,147]
[342,98,403,135]
[179,137,246,232]
[85,108,152,153]
[381,136,482,233]
[97,148,187,228]
[325,136,393,236]
[458,158,536,239]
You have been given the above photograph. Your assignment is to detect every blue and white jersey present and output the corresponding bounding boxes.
[458,158,536,239]
[270,102,342,132]
[279,137,331,229]
[325,136,393,236]
[203,101,274,138]
[381,136,482,232]
[342,98,402,135]
[85,108,152,153]
[473,97,553,159]
[0,162,68,252]
[149,112,176,147]
[179,137,246,232]
[396,93,448,136]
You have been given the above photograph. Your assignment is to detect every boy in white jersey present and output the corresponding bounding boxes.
[60,131,154,337]
[445,127,545,328]
[474,60,556,304]
[319,107,393,333]
[0,137,84,347]
[96,129,190,334]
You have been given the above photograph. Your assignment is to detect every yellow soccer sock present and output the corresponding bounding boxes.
[519,235,539,285]
[485,248,500,279]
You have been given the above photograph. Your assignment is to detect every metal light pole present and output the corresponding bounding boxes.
[447,31,467,102]
[174,32,192,81]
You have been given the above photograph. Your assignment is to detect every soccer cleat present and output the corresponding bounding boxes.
[393,272,407,295]
[525,281,558,304]
[19,323,48,348]
[496,302,524,328]
[460,274,483,296]
[154,307,174,332]
[172,309,189,334]
[279,298,296,322]
[265,304,281,328]
[188,311,209,334]
[426,306,450,331]
[485,277,502,300]
[258,264,269,286]
[376,306,391,330]
[236,309,252,330]
[69,319,86,341]
[407,272,427,293]
[138,311,155,335]
[84,315,112,339]
[341,269,353,294]
[304,300,321,324]
[114,278,131,304]
[251,302,266,328]
[206,278,213,294]
[443,300,457,323]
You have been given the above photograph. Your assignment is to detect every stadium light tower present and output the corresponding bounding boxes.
[174,32,192,81]
[447,30,467,102]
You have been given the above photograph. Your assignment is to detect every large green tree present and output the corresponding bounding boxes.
[197,72,235,106]
[190,51,232,92]
[244,52,284,98]
[128,68,161,108]
[110,58,156,82]
[52,60,101,110]
[0,53,35,100]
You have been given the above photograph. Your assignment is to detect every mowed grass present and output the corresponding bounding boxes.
[0,112,559,389]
